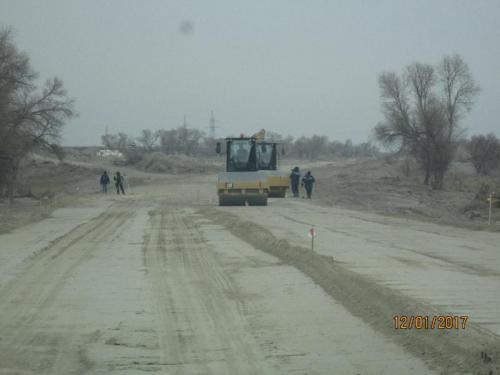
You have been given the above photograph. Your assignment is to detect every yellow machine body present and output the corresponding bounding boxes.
[263,170,288,198]
[217,171,269,205]
[255,138,288,198]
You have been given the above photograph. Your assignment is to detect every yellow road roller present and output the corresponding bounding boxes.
[216,136,269,206]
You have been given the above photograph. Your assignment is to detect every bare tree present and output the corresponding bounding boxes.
[467,134,500,175]
[101,132,132,150]
[292,136,308,159]
[439,54,480,137]
[308,135,328,159]
[101,133,118,149]
[375,54,479,189]
[177,126,204,155]
[159,129,178,155]
[159,126,204,156]
[137,129,159,151]
[353,142,379,157]
[342,139,354,157]
[0,29,75,202]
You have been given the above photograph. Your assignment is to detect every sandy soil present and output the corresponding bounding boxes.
[0,160,499,374]
[0,155,169,234]
[301,157,500,231]
[215,198,500,374]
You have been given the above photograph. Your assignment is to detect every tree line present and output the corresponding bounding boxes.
[0,29,75,202]
[101,127,380,163]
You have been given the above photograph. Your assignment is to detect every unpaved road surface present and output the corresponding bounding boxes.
[0,176,499,374]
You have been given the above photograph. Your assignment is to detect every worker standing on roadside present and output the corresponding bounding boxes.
[100,171,110,193]
[290,166,301,198]
[302,170,315,199]
[114,171,125,195]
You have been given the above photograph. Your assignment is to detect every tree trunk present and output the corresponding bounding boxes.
[7,175,15,204]
[423,166,430,185]
[7,159,19,205]
[431,170,444,190]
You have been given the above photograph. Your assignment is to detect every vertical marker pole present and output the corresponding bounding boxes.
[125,174,131,194]
[309,226,315,251]
[489,194,492,226]
[488,192,495,225]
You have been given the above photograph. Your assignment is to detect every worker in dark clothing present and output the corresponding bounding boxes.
[100,171,110,193]
[290,166,301,198]
[301,170,315,199]
[114,171,125,195]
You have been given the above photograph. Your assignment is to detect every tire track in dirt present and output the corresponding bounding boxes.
[0,204,132,374]
[203,207,500,375]
[143,207,270,374]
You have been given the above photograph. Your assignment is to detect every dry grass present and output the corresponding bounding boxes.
[311,157,500,230]
[16,158,102,198]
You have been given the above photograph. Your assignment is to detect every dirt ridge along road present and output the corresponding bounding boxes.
[202,207,500,375]
[0,203,131,374]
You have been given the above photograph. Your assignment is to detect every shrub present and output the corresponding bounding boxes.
[467,134,500,175]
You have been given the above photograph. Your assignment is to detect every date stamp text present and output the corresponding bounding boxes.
[393,315,469,330]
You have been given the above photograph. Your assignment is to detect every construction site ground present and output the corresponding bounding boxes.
[0,159,499,374]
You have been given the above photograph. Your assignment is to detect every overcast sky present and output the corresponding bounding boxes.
[1,0,499,145]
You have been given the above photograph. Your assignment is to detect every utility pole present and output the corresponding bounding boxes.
[208,110,219,138]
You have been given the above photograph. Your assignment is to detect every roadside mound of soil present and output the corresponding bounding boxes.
[307,157,500,230]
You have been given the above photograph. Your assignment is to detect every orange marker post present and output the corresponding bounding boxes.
[308,227,316,251]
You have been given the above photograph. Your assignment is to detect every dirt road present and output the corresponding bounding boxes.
[0,176,498,374]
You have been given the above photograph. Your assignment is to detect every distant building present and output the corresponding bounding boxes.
[96,149,124,158]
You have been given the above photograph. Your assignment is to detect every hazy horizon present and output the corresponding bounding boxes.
[1,0,499,146]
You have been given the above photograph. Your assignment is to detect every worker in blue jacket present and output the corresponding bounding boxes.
[289,166,301,198]
[301,170,315,199]
[100,171,110,193]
